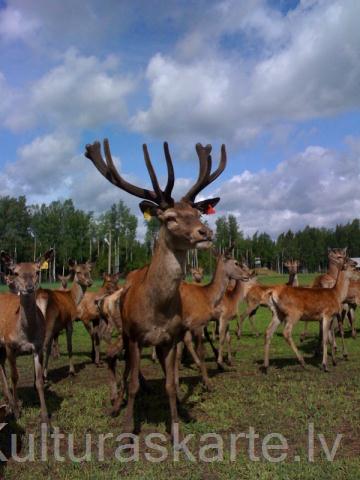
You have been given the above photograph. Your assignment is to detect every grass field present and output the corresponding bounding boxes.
[1,274,360,479]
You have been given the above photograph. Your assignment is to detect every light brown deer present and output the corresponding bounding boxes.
[85,138,226,438]
[300,248,348,343]
[37,260,93,380]
[264,258,357,373]
[191,266,204,283]
[213,267,257,369]
[175,251,250,393]
[0,250,53,424]
[57,273,73,289]
[236,259,300,339]
[77,273,120,365]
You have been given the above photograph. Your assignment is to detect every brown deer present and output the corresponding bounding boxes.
[264,258,357,373]
[191,266,204,283]
[213,267,257,369]
[0,250,53,424]
[85,138,226,438]
[175,251,250,392]
[300,248,348,343]
[37,259,93,380]
[57,273,73,289]
[236,259,300,339]
[77,272,120,365]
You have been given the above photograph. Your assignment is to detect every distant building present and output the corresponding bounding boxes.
[254,257,261,268]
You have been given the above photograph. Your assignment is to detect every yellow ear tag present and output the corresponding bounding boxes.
[143,210,152,221]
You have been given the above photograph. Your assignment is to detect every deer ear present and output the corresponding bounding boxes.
[193,197,220,214]
[68,259,76,270]
[139,201,162,219]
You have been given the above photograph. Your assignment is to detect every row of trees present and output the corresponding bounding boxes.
[0,196,359,278]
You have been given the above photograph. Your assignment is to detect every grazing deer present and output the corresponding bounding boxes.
[191,266,204,283]
[77,273,120,365]
[85,138,226,438]
[300,248,348,342]
[38,260,93,380]
[264,258,357,373]
[236,259,301,339]
[175,251,250,392]
[0,250,53,425]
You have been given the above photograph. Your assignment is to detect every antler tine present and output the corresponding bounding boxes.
[85,139,156,201]
[203,144,227,187]
[163,142,175,200]
[142,144,164,202]
[183,143,212,202]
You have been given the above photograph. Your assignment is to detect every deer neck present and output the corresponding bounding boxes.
[229,279,246,302]
[333,270,351,303]
[145,227,187,304]
[328,261,341,279]
[19,291,40,328]
[206,258,229,307]
[287,272,298,287]
[71,281,87,306]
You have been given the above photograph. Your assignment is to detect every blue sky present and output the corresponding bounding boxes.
[0,0,359,239]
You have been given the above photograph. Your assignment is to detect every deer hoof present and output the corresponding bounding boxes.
[322,364,329,373]
[343,353,349,360]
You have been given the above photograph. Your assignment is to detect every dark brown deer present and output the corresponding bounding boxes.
[0,250,53,424]
[85,138,226,438]
[264,258,357,373]
[37,260,93,380]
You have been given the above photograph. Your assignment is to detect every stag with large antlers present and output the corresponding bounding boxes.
[85,138,226,438]
[0,250,53,424]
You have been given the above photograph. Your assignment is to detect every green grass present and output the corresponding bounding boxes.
[1,273,360,479]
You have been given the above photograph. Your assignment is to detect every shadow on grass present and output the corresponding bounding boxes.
[17,385,63,417]
[45,360,89,385]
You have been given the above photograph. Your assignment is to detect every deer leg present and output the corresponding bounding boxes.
[322,317,331,372]
[66,322,75,376]
[328,323,337,366]
[151,346,157,363]
[157,344,179,441]
[203,325,218,359]
[348,306,357,338]
[217,315,228,370]
[248,310,260,337]
[226,328,232,365]
[174,341,184,399]
[263,314,281,372]
[194,331,212,390]
[236,309,248,339]
[7,349,20,418]
[337,313,348,359]
[43,331,53,381]
[122,340,140,434]
[106,337,123,406]
[300,321,309,343]
[33,349,50,426]
[51,335,60,359]
[283,321,306,368]
[0,347,14,413]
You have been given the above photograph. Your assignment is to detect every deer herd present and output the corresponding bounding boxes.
[0,139,359,442]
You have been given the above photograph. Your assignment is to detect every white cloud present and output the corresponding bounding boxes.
[132,0,360,144]
[5,49,135,131]
[0,5,39,42]
[214,142,360,237]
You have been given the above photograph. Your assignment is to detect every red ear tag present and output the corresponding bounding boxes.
[206,204,216,215]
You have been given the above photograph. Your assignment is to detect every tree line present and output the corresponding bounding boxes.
[0,196,359,278]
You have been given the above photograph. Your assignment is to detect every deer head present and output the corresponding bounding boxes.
[68,260,93,288]
[284,259,300,274]
[191,267,204,283]
[85,140,227,251]
[1,249,53,295]
[57,273,73,289]
[328,247,348,268]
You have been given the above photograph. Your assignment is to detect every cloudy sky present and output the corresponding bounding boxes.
[0,0,359,238]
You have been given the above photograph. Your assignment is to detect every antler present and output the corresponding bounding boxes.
[85,139,175,209]
[183,143,227,203]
